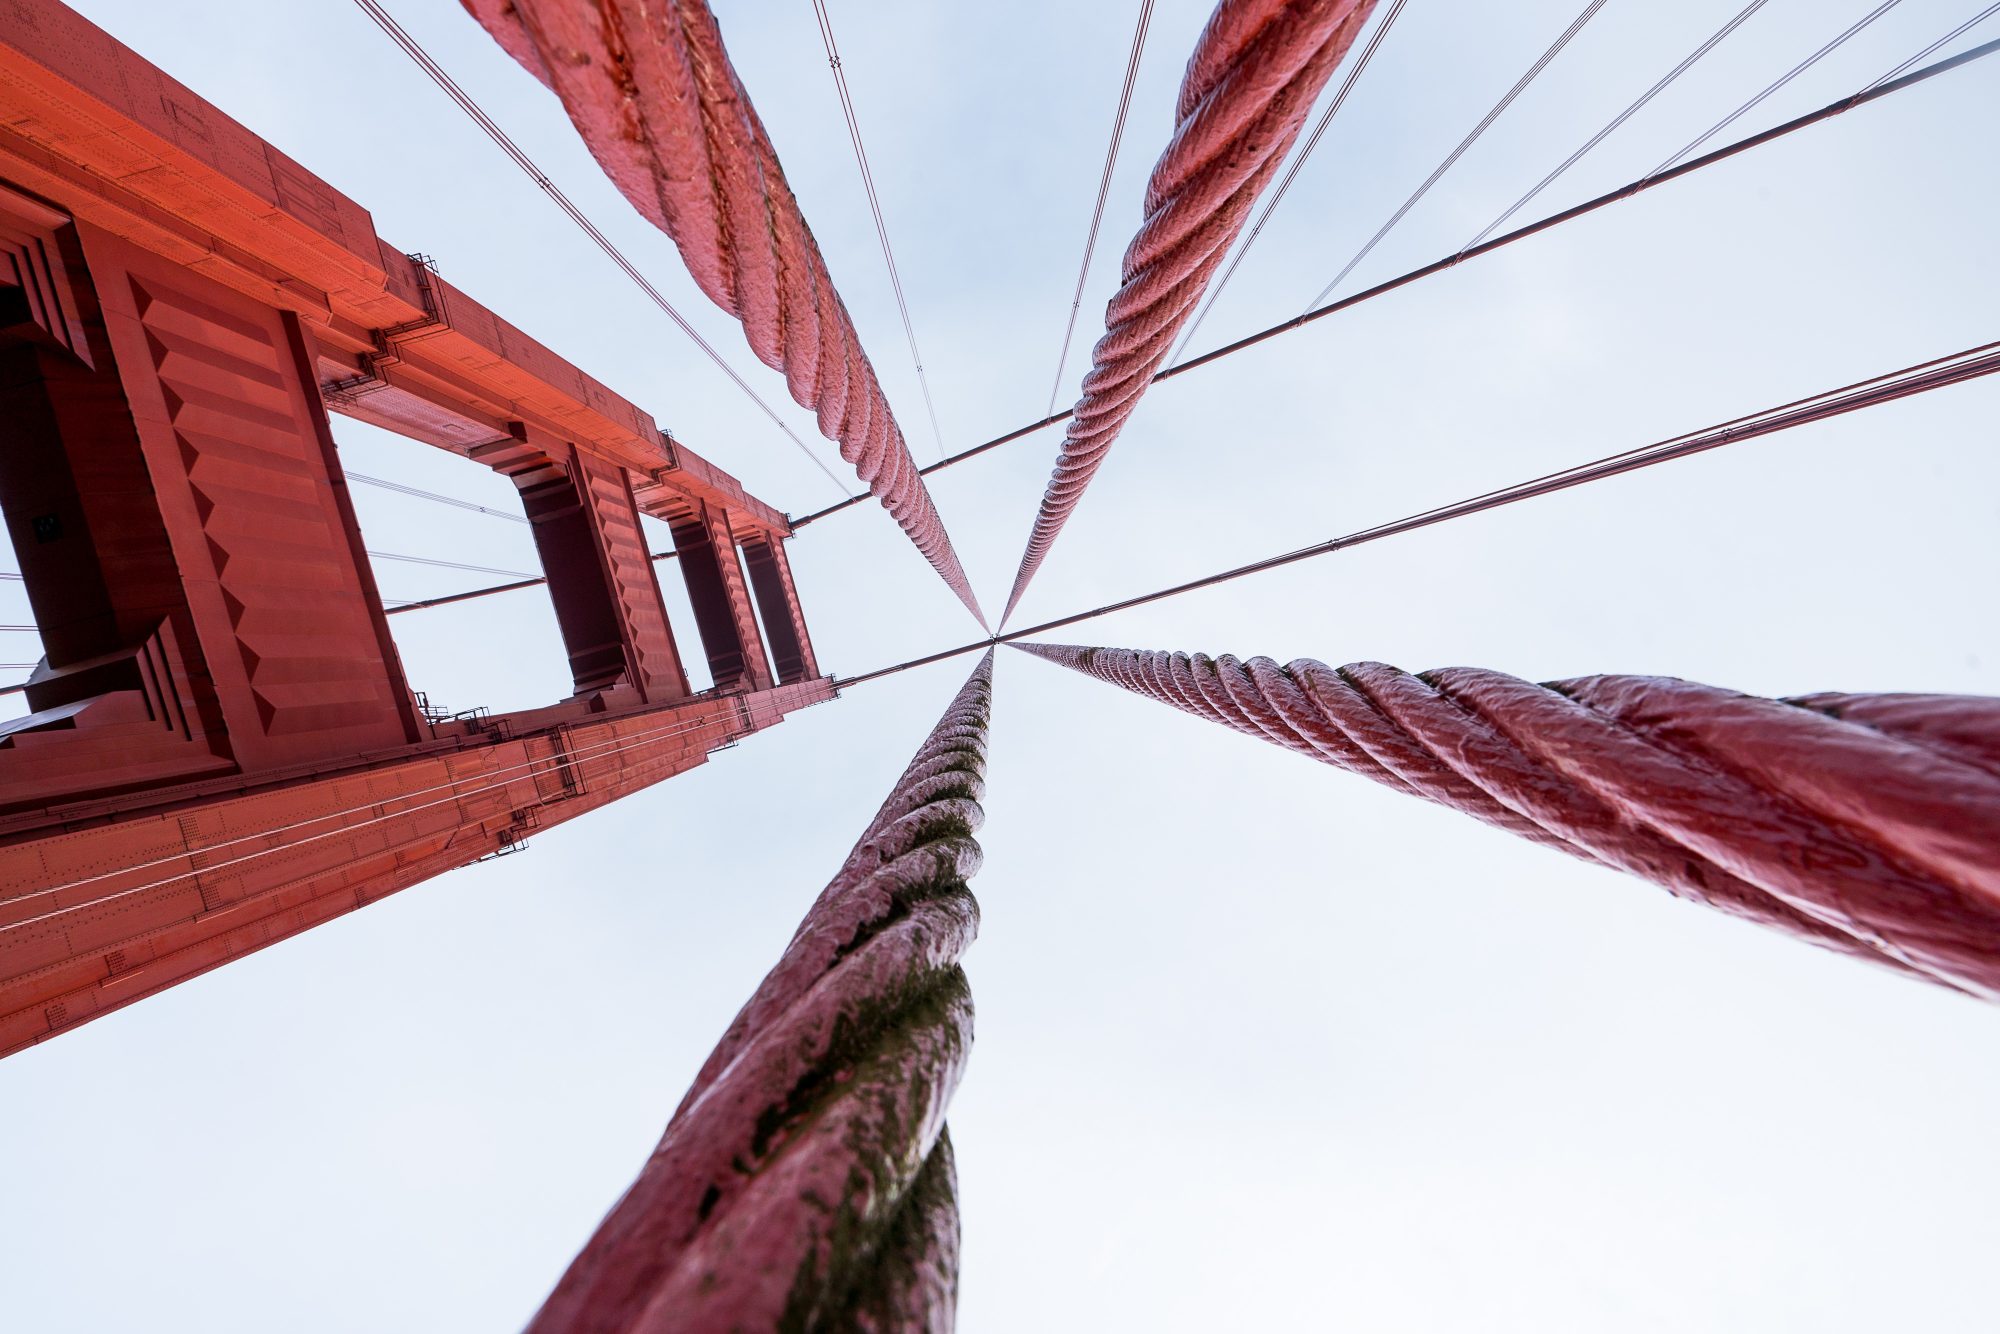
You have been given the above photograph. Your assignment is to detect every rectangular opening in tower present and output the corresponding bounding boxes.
[328,417,575,718]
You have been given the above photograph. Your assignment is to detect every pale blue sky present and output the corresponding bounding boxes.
[4,1,1999,1329]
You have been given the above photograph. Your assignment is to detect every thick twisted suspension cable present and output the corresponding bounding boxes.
[837,337,2000,687]
[349,0,846,496]
[1650,0,1903,176]
[1304,0,1609,312]
[467,0,986,624]
[1465,0,1770,251]
[1013,642,2000,997]
[1046,0,1156,419]
[810,0,948,457]
[1002,0,1384,623]
[787,31,2000,529]
[524,657,991,1330]
[1168,0,1408,368]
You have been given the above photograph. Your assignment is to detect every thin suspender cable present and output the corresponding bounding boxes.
[835,337,2000,687]
[1046,0,1156,418]
[786,32,2000,528]
[6,705,761,929]
[809,0,948,457]
[349,0,847,497]
[365,551,536,579]
[1861,0,2000,89]
[1000,0,1388,624]
[1168,0,1407,368]
[1465,0,1770,250]
[380,549,681,617]
[467,0,986,625]
[1651,0,1902,176]
[347,471,531,524]
[1305,0,1609,311]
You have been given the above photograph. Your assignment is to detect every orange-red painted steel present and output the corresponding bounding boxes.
[467,0,987,626]
[0,0,832,1055]
[1016,643,2000,998]
[0,683,832,1059]
[529,654,991,1332]
[1002,0,1378,620]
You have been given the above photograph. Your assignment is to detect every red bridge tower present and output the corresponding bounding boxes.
[0,1,831,1057]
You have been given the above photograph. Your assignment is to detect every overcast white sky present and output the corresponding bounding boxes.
[4,1,1999,1329]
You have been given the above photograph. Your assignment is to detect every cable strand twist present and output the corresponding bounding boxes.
[1001,0,1379,622]
[467,0,986,625]
[1015,642,2000,998]
[529,653,995,1332]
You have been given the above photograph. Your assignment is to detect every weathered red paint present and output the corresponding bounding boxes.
[0,0,831,1055]
[1003,0,1380,618]
[467,0,987,628]
[1016,643,2000,997]
[530,653,992,1333]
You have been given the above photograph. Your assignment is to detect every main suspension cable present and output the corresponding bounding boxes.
[787,32,2000,529]
[1046,0,1156,419]
[810,0,948,458]
[1168,0,1408,368]
[838,337,2000,686]
[1465,0,1770,251]
[1305,0,1609,312]
[349,0,847,496]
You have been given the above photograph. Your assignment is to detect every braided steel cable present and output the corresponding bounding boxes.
[1169,0,1409,368]
[1016,643,2000,998]
[1047,0,1157,420]
[785,32,2000,529]
[528,654,993,1332]
[1002,0,1380,623]
[352,0,846,495]
[466,0,986,626]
